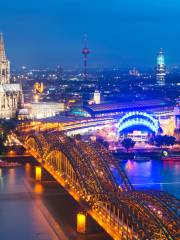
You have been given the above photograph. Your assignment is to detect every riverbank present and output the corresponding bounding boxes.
[113,149,180,161]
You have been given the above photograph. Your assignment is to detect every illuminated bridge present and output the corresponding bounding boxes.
[15,131,180,240]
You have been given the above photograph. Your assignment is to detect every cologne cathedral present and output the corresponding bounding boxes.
[0,33,23,118]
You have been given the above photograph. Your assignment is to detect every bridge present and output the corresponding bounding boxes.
[14,130,180,240]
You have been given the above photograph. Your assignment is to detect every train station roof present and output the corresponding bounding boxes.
[83,99,173,116]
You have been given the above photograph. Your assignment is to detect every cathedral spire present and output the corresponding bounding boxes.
[0,33,10,84]
[0,32,6,61]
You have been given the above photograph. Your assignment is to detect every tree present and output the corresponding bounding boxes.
[150,135,164,148]
[75,134,82,141]
[163,135,176,147]
[149,135,176,148]
[96,137,109,149]
[0,120,17,154]
[121,138,135,152]
[0,124,6,155]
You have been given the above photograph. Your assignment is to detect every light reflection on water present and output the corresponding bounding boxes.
[0,158,179,240]
[34,183,44,193]
[0,160,112,240]
[8,168,15,185]
[121,159,180,198]
[25,162,31,178]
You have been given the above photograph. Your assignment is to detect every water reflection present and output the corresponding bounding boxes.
[25,162,31,178]
[121,159,180,198]
[0,162,64,240]
[0,168,3,189]
[8,168,15,185]
[125,160,152,177]
[34,183,44,193]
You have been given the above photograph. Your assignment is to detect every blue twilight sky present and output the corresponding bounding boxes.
[0,0,180,69]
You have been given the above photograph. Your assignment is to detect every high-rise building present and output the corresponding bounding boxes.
[156,48,166,86]
[93,90,100,104]
[56,65,63,80]
[129,67,140,77]
[0,33,23,119]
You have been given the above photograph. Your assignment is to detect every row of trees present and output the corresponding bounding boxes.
[121,135,176,152]
[149,135,176,148]
[121,138,136,152]
[95,134,176,152]
[0,120,17,154]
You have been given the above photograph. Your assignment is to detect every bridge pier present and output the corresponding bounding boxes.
[77,211,87,234]
[35,166,42,181]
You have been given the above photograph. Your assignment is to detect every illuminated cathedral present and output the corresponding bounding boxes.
[0,33,23,119]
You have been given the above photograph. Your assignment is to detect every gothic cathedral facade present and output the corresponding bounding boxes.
[0,33,23,119]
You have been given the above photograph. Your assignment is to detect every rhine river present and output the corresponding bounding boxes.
[0,158,110,240]
[122,159,180,198]
[0,158,179,240]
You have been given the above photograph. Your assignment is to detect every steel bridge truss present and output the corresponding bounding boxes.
[16,132,180,240]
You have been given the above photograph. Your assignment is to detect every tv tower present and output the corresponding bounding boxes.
[81,34,90,80]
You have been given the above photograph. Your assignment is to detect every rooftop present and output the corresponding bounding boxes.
[0,83,21,92]
[84,99,173,114]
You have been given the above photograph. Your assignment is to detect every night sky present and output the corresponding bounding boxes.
[0,0,180,69]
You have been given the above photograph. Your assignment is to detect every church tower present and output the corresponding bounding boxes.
[0,33,10,84]
[0,33,23,119]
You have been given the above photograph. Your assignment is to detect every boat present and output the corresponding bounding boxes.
[0,160,21,168]
[162,156,180,161]
[134,156,151,162]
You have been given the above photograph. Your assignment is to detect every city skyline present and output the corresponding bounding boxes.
[0,1,179,239]
[0,0,180,68]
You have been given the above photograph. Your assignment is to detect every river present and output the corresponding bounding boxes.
[0,158,110,240]
[121,159,180,198]
[0,158,179,240]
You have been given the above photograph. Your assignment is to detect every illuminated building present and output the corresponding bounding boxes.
[80,99,174,118]
[56,65,63,80]
[117,111,160,142]
[0,33,10,84]
[33,94,39,103]
[0,33,23,119]
[26,102,65,119]
[93,90,100,104]
[71,99,178,137]
[34,82,44,94]
[118,112,159,134]
[81,34,90,80]
[156,48,166,86]
[129,67,140,76]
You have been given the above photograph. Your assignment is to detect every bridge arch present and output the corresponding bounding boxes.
[118,111,159,134]
[20,132,179,240]
[42,133,108,201]
[25,134,44,161]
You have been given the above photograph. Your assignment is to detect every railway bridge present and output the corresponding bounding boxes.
[15,130,180,240]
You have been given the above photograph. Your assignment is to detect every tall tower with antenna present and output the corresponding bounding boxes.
[81,34,90,80]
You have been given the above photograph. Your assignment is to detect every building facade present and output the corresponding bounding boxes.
[93,90,101,104]
[0,33,23,118]
[156,48,166,86]
[21,102,65,119]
